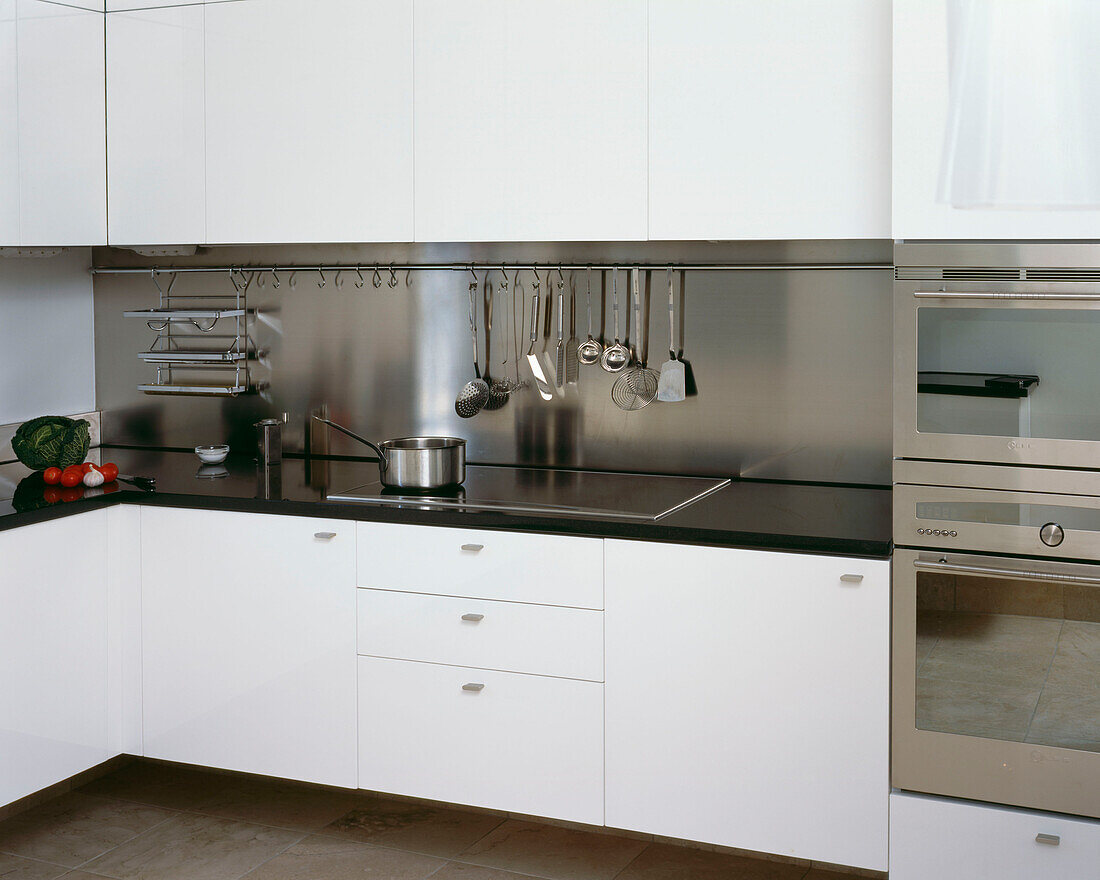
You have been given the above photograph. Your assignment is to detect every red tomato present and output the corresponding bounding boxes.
[43,487,62,504]
[42,467,62,485]
[81,462,97,474]
[103,482,120,494]
[60,486,85,503]
[99,462,119,483]
[60,468,84,488]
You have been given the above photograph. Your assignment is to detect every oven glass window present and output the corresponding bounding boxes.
[917,307,1100,441]
[916,570,1100,752]
[916,501,1100,531]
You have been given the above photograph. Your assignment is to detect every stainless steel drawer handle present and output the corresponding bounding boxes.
[1035,833,1061,847]
[914,559,1100,587]
[461,543,484,552]
[314,531,337,540]
[840,574,864,583]
[462,682,485,692]
[461,613,485,622]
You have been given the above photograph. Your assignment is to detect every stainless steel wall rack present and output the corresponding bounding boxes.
[122,269,256,396]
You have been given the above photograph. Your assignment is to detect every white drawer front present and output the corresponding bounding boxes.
[357,589,604,681]
[356,523,603,608]
[890,792,1100,880]
[358,656,604,826]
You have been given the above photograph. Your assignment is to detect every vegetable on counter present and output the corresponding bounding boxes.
[42,467,62,485]
[11,416,91,471]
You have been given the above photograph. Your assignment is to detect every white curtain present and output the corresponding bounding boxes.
[938,0,1100,209]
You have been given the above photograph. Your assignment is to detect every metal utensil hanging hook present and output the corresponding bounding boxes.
[531,267,541,290]
[388,264,399,289]
[372,266,383,289]
[355,266,365,289]
[151,268,177,299]
[271,266,281,288]
[556,265,565,287]
[317,267,327,289]
[469,265,478,286]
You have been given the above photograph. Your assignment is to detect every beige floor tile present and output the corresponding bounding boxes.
[614,843,806,880]
[240,834,444,879]
[954,578,1063,618]
[458,820,646,880]
[0,852,69,880]
[918,642,1055,690]
[1044,620,1100,691]
[1064,584,1100,623]
[81,812,301,880]
[78,763,229,812]
[0,794,172,868]
[321,796,503,858]
[430,863,537,880]
[937,612,1062,650]
[916,574,955,612]
[187,776,361,833]
[916,677,1038,740]
[1026,688,1100,752]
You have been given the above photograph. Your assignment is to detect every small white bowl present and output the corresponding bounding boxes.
[195,444,230,464]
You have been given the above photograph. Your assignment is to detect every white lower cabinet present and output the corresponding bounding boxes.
[0,511,110,808]
[890,792,1100,880]
[358,657,604,825]
[604,540,890,871]
[140,507,357,787]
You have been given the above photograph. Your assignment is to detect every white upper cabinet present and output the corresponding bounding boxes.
[107,4,205,245]
[0,0,18,245]
[414,0,647,242]
[107,2,196,9]
[12,0,105,246]
[604,540,890,871]
[894,0,1100,239]
[204,0,413,244]
[649,0,890,241]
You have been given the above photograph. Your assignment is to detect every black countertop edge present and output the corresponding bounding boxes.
[0,485,893,559]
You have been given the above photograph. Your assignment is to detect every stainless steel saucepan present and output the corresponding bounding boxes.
[312,416,466,489]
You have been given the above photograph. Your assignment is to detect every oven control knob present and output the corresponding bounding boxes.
[1040,522,1064,547]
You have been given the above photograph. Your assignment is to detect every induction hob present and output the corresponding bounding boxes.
[328,466,731,521]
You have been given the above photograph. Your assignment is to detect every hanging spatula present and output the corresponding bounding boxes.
[657,265,686,402]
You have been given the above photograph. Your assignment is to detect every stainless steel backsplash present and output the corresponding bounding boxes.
[92,241,892,485]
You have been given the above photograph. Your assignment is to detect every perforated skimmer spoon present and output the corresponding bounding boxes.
[455,273,489,418]
[600,267,630,372]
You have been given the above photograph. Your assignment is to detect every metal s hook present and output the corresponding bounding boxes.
[355,266,365,289]
[556,264,565,287]
[289,270,298,289]
[317,267,327,289]
[499,265,509,290]
[372,266,383,289]
[271,266,281,289]
[388,264,399,289]
[531,266,541,290]
[469,265,478,286]
[335,269,345,289]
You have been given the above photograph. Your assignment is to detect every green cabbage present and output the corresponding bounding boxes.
[11,416,91,471]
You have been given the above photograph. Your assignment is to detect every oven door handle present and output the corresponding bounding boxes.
[913,291,1100,302]
[914,559,1100,586]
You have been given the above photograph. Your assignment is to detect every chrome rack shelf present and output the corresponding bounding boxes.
[126,269,255,397]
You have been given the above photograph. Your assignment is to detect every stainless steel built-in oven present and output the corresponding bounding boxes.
[895,243,1100,472]
[892,463,1100,820]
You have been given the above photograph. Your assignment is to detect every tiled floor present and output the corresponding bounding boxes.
[916,610,1100,751]
[0,762,860,880]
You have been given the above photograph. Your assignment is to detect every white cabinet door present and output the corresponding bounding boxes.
[894,0,1100,239]
[649,0,890,241]
[359,657,604,825]
[107,5,205,245]
[141,507,357,788]
[890,792,1100,880]
[604,541,890,871]
[0,511,111,809]
[0,0,18,245]
[16,0,106,246]
[414,0,647,242]
[205,0,413,244]
[107,2,196,9]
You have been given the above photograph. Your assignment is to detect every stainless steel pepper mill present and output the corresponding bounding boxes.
[255,418,282,465]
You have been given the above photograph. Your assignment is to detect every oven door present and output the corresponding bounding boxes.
[893,547,1100,818]
[895,282,1100,469]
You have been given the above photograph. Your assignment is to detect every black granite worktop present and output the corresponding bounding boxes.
[0,448,892,558]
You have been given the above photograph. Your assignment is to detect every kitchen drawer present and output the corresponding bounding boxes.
[357,589,603,681]
[890,792,1100,880]
[358,656,603,825]
[356,523,603,609]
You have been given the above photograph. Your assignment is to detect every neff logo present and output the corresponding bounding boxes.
[1031,749,1070,765]
[1008,440,1032,450]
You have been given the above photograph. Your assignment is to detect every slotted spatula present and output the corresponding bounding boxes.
[657,266,686,402]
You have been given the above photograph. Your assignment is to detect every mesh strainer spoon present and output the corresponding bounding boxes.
[455,272,489,418]
[577,266,602,366]
[612,268,659,410]
[600,267,630,372]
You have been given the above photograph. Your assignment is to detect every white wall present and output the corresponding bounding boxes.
[0,249,95,424]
